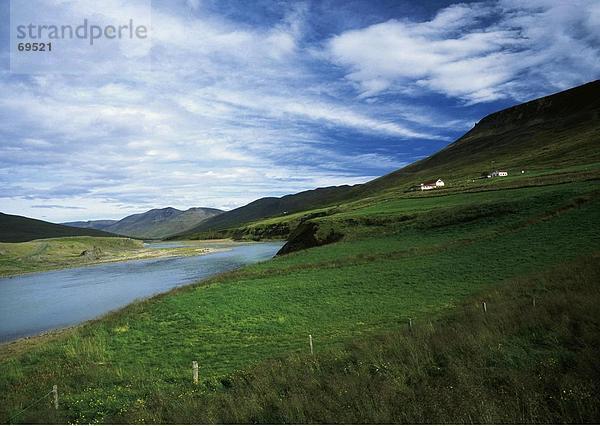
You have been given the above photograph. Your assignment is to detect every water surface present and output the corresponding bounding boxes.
[0,242,283,342]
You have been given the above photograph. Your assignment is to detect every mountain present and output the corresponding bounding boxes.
[357,79,600,194]
[0,212,119,243]
[62,220,118,230]
[100,207,224,239]
[177,80,600,238]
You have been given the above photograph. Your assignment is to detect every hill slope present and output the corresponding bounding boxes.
[359,79,600,194]
[62,220,118,230]
[178,80,600,239]
[175,186,356,237]
[102,207,223,239]
[0,212,119,243]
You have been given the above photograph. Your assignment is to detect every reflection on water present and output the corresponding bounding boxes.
[0,242,283,342]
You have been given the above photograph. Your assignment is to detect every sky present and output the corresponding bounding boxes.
[0,0,599,222]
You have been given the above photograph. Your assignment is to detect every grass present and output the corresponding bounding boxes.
[0,179,598,423]
[172,256,600,424]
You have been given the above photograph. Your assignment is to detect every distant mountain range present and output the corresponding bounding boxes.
[64,207,223,239]
[0,212,118,243]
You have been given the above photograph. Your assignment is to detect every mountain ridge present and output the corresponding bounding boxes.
[74,207,225,239]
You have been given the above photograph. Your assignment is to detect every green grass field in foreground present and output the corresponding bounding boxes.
[152,256,600,424]
[0,180,598,423]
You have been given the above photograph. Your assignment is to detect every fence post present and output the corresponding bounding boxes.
[408,318,413,332]
[192,361,199,384]
[532,297,536,308]
[309,334,314,355]
[52,385,58,410]
[482,301,487,313]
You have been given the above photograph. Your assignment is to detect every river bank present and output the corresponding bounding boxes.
[0,241,284,343]
[0,237,250,278]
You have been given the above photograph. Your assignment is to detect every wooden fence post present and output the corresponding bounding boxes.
[52,385,58,410]
[309,334,314,355]
[192,361,199,384]
[482,301,487,313]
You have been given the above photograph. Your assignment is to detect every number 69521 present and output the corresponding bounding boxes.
[17,42,52,52]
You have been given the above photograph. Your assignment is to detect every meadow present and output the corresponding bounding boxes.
[0,178,598,423]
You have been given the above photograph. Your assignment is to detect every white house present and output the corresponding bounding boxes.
[420,179,445,191]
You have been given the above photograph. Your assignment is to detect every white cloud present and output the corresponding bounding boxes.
[327,0,600,102]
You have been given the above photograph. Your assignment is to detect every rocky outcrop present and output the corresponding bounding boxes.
[79,246,103,260]
[277,222,343,255]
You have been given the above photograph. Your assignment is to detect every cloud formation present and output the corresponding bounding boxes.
[0,0,598,222]
[328,0,600,103]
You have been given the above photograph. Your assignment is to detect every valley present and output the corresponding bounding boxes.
[0,81,598,423]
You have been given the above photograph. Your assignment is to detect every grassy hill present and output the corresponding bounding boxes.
[357,80,600,195]
[0,81,598,423]
[101,207,223,239]
[0,212,120,243]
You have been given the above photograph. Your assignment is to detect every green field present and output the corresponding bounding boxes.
[1,177,598,423]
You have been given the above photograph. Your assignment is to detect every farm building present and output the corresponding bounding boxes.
[483,170,509,178]
[420,179,445,191]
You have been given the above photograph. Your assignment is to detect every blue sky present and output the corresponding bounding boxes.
[0,0,599,222]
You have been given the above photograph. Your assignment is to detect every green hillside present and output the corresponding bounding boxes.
[0,212,120,243]
[358,80,600,195]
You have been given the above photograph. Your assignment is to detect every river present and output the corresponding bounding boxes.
[0,241,283,343]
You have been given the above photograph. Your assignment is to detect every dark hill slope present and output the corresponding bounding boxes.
[179,80,600,236]
[174,185,356,237]
[360,80,600,193]
[0,212,119,243]
[63,220,118,230]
